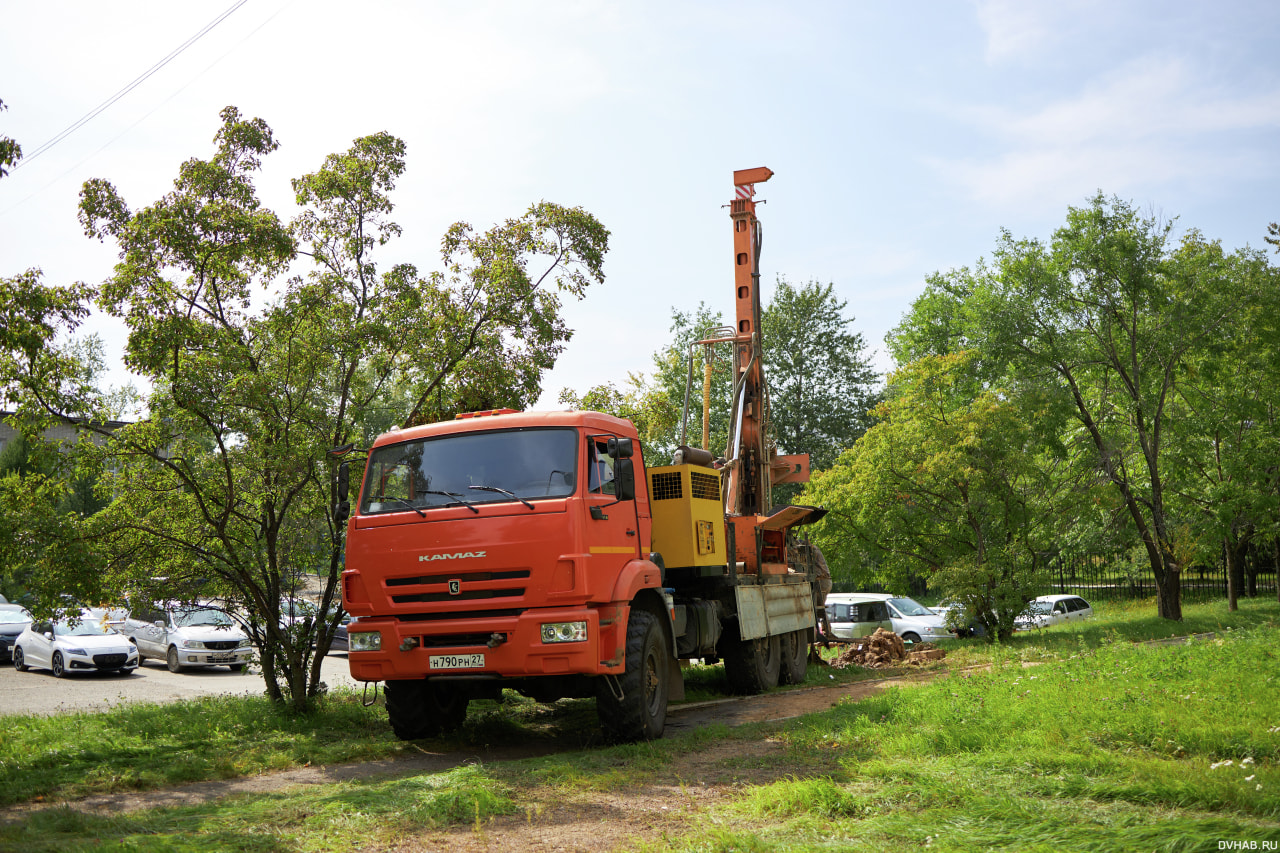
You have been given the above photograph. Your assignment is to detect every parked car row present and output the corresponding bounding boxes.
[823,593,1095,642]
[8,598,353,678]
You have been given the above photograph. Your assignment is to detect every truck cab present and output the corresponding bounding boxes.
[340,409,674,740]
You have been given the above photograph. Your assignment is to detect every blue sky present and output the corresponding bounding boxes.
[2,1,1278,410]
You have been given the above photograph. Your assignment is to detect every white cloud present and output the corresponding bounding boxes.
[972,0,1096,64]
[935,55,1280,207]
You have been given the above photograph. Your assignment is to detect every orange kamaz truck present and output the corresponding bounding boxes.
[333,169,825,741]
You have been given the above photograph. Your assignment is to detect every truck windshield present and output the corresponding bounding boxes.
[360,428,578,515]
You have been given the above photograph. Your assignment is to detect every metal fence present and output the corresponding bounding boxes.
[831,551,1279,603]
[1044,551,1278,603]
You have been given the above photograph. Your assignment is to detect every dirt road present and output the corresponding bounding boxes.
[0,666,943,824]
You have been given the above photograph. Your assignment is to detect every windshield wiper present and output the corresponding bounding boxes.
[366,495,426,517]
[470,485,534,509]
[422,490,480,514]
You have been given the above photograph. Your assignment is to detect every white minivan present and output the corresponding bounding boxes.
[826,593,954,644]
[123,602,254,672]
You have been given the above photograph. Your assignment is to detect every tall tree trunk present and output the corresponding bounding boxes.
[1244,542,1259,597]
[1225,537,1241,611]
[1275,538,1280,606]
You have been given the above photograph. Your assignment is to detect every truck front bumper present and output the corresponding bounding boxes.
[345,605,618,682]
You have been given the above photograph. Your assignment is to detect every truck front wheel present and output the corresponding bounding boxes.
[596,609,669,742]
[384,679,469,740]
[722,632,781,694]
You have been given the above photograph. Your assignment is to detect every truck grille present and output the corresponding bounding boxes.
[397,609,525,622]
[387,570,530,586]
[392,588,524,605]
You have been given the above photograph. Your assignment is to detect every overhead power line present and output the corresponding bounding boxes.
[13,0,249,170]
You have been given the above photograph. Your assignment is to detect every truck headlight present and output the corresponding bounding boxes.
[540,621,587,643]
[349,631,381,652]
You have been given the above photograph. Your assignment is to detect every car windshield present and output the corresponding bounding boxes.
[173,607,235,628]
[888,597,933,617]
[360,428,578,514]
[0,609,31,625]
[53,619,116,637]
[1026,602,1053,615]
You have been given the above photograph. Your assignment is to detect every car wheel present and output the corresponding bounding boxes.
[51,652,66,678]
[166,646,184,673]
[13,647,29,672]
[901,632,921,644]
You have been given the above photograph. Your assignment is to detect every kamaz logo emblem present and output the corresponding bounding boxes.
[448,580,461,595]
[418,551,486,562]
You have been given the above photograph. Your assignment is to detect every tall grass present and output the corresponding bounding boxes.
[659,622,1280,852]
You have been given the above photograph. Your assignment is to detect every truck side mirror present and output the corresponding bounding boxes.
[607,437,633,459]
[334,461,351,523]
[615,458,636,501]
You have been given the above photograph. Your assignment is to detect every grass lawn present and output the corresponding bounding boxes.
[0,596,1276,851]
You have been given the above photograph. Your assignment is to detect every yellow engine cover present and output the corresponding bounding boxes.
[647,464,725,569]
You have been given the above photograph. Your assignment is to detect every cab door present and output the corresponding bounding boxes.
[583,434,641,572]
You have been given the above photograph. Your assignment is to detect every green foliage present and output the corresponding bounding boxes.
[803,351,1061,634]
[886,193,1280,620]
[1,106,609,708]
[762,278,880,471]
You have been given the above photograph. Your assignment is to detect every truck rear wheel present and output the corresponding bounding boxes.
[722,632,781,694]
[778,629,809,685]
[384,679,469,740]
[596,609,669,743]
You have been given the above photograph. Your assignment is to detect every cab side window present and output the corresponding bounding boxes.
[588,438,616,495]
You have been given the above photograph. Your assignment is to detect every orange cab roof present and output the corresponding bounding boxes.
[369,410,639,449]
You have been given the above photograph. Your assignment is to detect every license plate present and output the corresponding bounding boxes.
[429,653,484,670]
[209,654,235,663]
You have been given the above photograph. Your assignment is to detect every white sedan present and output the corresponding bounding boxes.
[1016,594,1094,630]
[13,612,140,677]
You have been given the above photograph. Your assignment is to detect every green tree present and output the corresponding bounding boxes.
[762,278,880,502]
[4,107,608,710]
[802,352,1060,640]
[911,194,1273,621]
[1163,237,1280,609]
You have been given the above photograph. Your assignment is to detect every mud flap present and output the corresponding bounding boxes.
[667,654,685,701]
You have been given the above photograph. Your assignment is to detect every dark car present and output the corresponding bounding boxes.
[328,615,352,653]
[0,604,34,662]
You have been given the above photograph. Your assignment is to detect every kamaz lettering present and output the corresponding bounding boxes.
[418,551,486,562]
